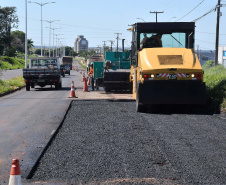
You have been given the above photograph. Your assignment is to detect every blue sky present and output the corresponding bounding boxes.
[1,0,226,50]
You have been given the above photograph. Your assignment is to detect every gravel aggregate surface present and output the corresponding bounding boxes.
[31,100,226,184]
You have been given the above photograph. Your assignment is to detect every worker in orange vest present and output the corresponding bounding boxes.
[89,63,94,91]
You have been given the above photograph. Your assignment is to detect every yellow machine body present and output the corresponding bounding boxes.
[129,22,206,111]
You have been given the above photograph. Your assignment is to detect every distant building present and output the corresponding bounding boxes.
[74,35,88,53]
[218,46,226,67]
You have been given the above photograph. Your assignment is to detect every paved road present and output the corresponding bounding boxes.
[0,69,23,80]
[0,61,80,183]
[1,60,225,184]
[30,101,226,185]
[0,60,133,184]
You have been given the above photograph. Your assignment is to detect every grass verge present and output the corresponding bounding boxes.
[0,76,25,95]
[203,63,226,113]
[77,59,87,70]
[0,56,25,70]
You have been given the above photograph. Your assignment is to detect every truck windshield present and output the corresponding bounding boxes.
[31,59,57,67]
[140,32,186,48]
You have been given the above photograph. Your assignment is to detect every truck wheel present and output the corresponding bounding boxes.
[104,88,110,92]
[55,83,59,89]
[26,83,30,91]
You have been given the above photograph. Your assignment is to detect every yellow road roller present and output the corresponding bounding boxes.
[129,22,206,112]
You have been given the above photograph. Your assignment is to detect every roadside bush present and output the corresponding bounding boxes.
[203,60,215,68]
[203,64,226,113]
[0,56,25,69]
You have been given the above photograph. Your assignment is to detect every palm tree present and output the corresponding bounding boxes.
[27,39,34,55]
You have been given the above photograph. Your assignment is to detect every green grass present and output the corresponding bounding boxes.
[203,62,226,113]
[0,76,25,95]
[0,56,25,70]
[77,59,87,70]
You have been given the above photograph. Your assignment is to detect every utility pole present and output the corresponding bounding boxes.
[102,41,106,58]
[197,45,199,60]
[214,0,221,65]
[114,33,122,52]
[108,40,114,51]
[96,45,101,55]
[150,11,164,22]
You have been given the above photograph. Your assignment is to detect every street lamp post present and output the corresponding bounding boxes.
[168,17,176,22]
[28,1,55,56]
[51,27,60,57]
[45,20,59,57]
[137,17,146,22]
[55,34,63,57]
[25,0,28,68]
[57,38,64,57]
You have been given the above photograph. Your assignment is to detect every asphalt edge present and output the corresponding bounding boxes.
[26,100,73,179]
[0,85,25,98]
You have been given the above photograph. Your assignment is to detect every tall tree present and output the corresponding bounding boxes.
[0,6,19,56]
[65,46,77,56]
[11,30,25,52]
[11,30,34,54]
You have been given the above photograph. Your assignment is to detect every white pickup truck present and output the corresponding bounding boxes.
[23,57,62,91]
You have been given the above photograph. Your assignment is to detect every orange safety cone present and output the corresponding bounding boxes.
[68,81,78,98]
[8,159,22,185]
[82,72,85,82]
[83,78,88,92]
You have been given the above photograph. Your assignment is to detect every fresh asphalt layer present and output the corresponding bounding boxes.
[28,100,226,185]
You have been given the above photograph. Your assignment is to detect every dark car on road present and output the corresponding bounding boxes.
[60,65,70,75]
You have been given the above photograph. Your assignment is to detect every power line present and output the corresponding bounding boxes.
[196,31,226,35]
[18,16,126,32]
[124,40,130,47]
[199,46,215,50]
[192,7,216,22]
[196,39,215,44]
[176,0,206,21]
